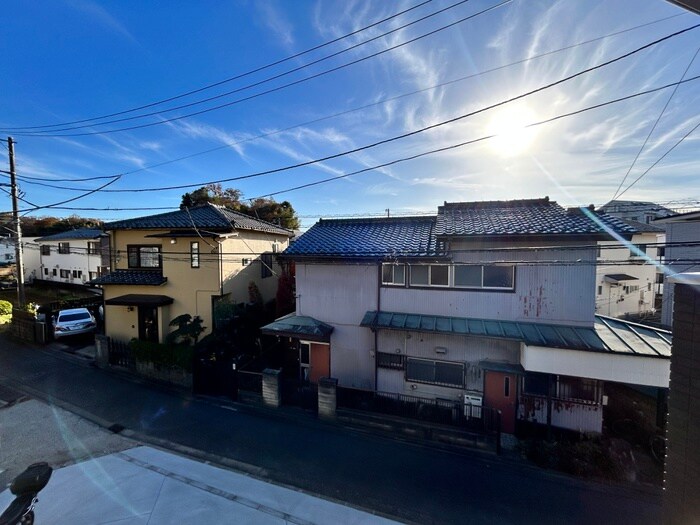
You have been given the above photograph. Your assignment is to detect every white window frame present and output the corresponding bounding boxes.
[409,264,450,288]
[452,264,515,291]
[381,263,405,286]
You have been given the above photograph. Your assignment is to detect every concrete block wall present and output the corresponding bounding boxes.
[664,282,700,524]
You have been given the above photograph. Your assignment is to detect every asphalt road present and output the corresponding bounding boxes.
[0,336,662,525]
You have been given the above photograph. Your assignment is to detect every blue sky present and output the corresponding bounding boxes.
[1,0,699,229]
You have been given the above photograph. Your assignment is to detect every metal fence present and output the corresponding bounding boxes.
[108,339,134,370]
[336,386,501,437]
[237,370,263,394]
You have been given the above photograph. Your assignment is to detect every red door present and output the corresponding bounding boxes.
[484,371,517,433]
[309,343,330,384]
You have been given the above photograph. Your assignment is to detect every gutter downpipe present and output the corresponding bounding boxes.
[375,261,380,391]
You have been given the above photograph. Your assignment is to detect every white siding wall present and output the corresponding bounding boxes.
[35,239,103,285]
[595,232,660,317]
[382,241,597,326]
[376,330,519,400]
[295,263,377,389]
[662,221,700,327]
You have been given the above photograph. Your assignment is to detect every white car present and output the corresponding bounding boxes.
[53,308,96,339]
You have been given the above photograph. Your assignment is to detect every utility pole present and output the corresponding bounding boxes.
[7,137,25,307]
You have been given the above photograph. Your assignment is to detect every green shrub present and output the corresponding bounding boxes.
[129,339,194,372]
[0,300,12,316]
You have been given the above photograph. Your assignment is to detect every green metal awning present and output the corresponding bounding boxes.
[361,311,671,357]
[261,314,334,343]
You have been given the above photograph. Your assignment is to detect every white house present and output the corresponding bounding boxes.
[0,235,15,264]
[268,198,671,437]
[595,219,665,319]
[655,210,700,328]
[599,200,675,224]
[31,229,109,286]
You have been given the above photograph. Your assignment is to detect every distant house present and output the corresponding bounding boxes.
[268,197,671,436]
[0,235,15,264]
[655,210,700,328]
[91,203,293,344]
[599,199,676,225]
[595,219,665,318]
[31,229,109,286]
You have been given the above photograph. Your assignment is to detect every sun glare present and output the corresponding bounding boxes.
[487,105,538,156]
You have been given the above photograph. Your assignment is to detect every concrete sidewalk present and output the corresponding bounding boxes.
[0,446,397,524]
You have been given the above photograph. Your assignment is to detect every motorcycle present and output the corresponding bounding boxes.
[0,463,52,525]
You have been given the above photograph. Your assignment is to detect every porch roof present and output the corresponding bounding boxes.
[361,311,671,358]
[261,314,334,343]
[105,294,174,307]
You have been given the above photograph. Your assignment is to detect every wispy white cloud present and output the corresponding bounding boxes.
[256,1,295,49]
[65,0,137,44]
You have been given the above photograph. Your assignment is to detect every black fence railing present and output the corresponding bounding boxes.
[109,339,134,370]
[336,386,501,438]
[237,370,263,394]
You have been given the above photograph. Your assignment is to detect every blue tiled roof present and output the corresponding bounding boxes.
[105,203,292,236]
[37,228,105,242]
[436,198,636,237]
[284,198,636,259]
[90,270,167,286]
[284,216,441,258]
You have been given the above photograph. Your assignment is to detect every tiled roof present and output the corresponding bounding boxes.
[90,270,167,286]
[437,198,636,237]
[284,216,441,258]
[105,203,292,236]
[620,218,665,233]
[37,228,105,242]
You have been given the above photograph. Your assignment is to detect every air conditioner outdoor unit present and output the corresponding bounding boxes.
[464,394,483,419]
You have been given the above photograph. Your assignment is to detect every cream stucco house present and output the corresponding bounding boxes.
[92,204,293,344]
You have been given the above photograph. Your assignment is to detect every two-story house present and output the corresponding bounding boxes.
[0,235,15,265]
[91,203,293,344]
[655,210,700,328]
[595,219,665,318]
[268,198,671,436]
[31,229,109,286]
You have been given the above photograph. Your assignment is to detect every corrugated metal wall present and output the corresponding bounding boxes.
[518,394,603,433]
[376,331,519,398]
[296,263,377,389]
[662,222,700,327]
[381,242,596,327]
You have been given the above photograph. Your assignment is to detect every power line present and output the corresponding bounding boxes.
[615,118,700,201]
[611,43,700,201]
[15,74,700,215]
[1,0,433,131]
[249,75,700,202]
[15,24,700,202]
[6,12,686,187]
[6,1,512,137]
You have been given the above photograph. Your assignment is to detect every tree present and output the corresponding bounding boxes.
[275,270,295,317]
[166,314,205,345]
[180,184,299,230]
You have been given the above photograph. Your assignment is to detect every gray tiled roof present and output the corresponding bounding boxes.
[620,218,665,233]
[37,228,105,242]
[284,216,441,259]
[105,203,292,236]
[90,270,167,286]
[436,198,636,237]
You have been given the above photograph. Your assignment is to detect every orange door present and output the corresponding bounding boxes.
[483,371,517,433]
[309,343,330,384]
